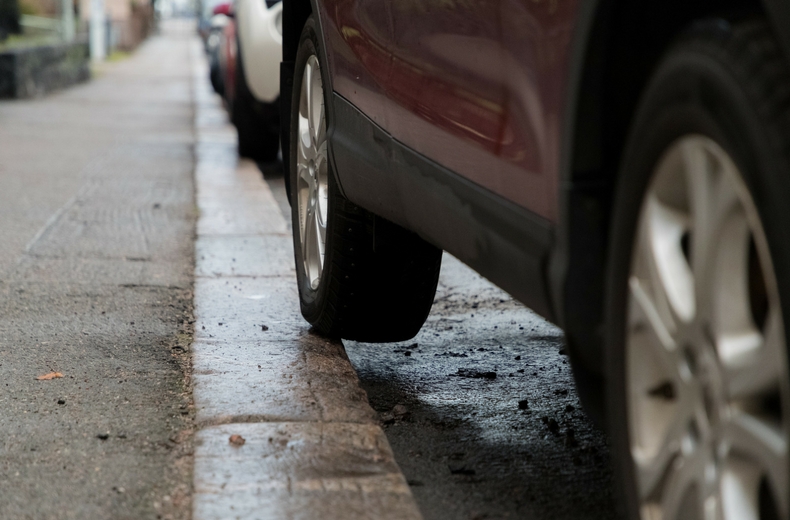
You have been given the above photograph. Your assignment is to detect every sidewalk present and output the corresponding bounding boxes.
[0,20,196,520]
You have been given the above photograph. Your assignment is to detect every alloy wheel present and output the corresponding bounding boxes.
[627,135,790,520]
[296,54,328,290]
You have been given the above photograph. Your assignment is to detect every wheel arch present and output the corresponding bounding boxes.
[554,0,785,427]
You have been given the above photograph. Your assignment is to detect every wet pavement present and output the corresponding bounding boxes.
[190,42,422,520]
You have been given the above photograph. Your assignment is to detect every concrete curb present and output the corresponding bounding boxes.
[190,40,422,520]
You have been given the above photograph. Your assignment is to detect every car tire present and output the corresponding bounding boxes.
[606,19,790,520]
[289,15,443,342]
[232,36,280,163]
[209,51,224,96]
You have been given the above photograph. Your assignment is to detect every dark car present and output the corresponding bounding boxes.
[278,1,790,518]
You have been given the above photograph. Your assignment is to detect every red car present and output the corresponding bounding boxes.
[279,2,790,518]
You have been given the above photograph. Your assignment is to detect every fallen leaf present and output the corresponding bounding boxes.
[229,434,245,447]
[36,372,63,380]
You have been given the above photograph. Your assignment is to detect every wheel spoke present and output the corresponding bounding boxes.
[682,139,741,320]
[634,412,694,501]
[309,64,323,145]
[702,490,726,520]
[303,59,323,148]
[719,459,762,520]
[658,449,707,520]
[299,164,313,191]
[316,138,328,163]
[722,413,789,516]
[315,94,326,145]
[635,193,694,330]
[630,275,699,501]
[312,205,324,282]
[298,164,315,191]
[630,276,678,358]
[297,126,312,162]
[314,142,328,223]
[681,139,715,279]
[304,61,315,147]
[304,201,322,289]
[724,309,782,400]
[302,204,314,267]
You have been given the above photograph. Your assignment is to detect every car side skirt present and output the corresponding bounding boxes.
[329,93,556,322]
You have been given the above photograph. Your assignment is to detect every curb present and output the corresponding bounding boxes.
[189,40,422,520]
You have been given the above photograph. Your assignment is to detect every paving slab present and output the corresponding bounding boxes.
[190,36,421,520]
[193,336,377,427]
[194,423,417,520]
[195,235,294,278]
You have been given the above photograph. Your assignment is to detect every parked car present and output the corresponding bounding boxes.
[197,0,230,48]
[229,0,282,163]
[203,0,281,163]
[206,3,232,96]
[278,1,790,519]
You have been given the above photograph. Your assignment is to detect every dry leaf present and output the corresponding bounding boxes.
[229,434,245,447]
[36,372,63,380]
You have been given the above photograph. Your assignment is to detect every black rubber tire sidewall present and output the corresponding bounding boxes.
[606,22,790,520]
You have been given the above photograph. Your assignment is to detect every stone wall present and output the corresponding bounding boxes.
[0,38,89,98]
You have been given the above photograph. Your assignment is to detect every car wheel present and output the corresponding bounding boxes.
[606,20,790,520]
[208,43,224,96]
[290,15,443,342]
[232,36,279,163]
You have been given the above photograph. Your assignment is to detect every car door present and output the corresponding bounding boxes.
[385,0,508,201]
[324,0,396,129]
[496,0,578,221]
[383,0,576,222]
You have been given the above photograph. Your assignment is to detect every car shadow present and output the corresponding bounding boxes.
[344,255,621,520]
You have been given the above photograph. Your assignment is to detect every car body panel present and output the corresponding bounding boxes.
[321,0,396,129]
[331,93,555,320]
[236,0,283,102]
[320,0,578,222]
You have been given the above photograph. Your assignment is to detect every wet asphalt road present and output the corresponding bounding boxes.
[264,173,620,520]
[0,24,196,520]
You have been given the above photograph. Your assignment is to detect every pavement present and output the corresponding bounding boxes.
[0,18,620,520]
[0,21,196,520]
